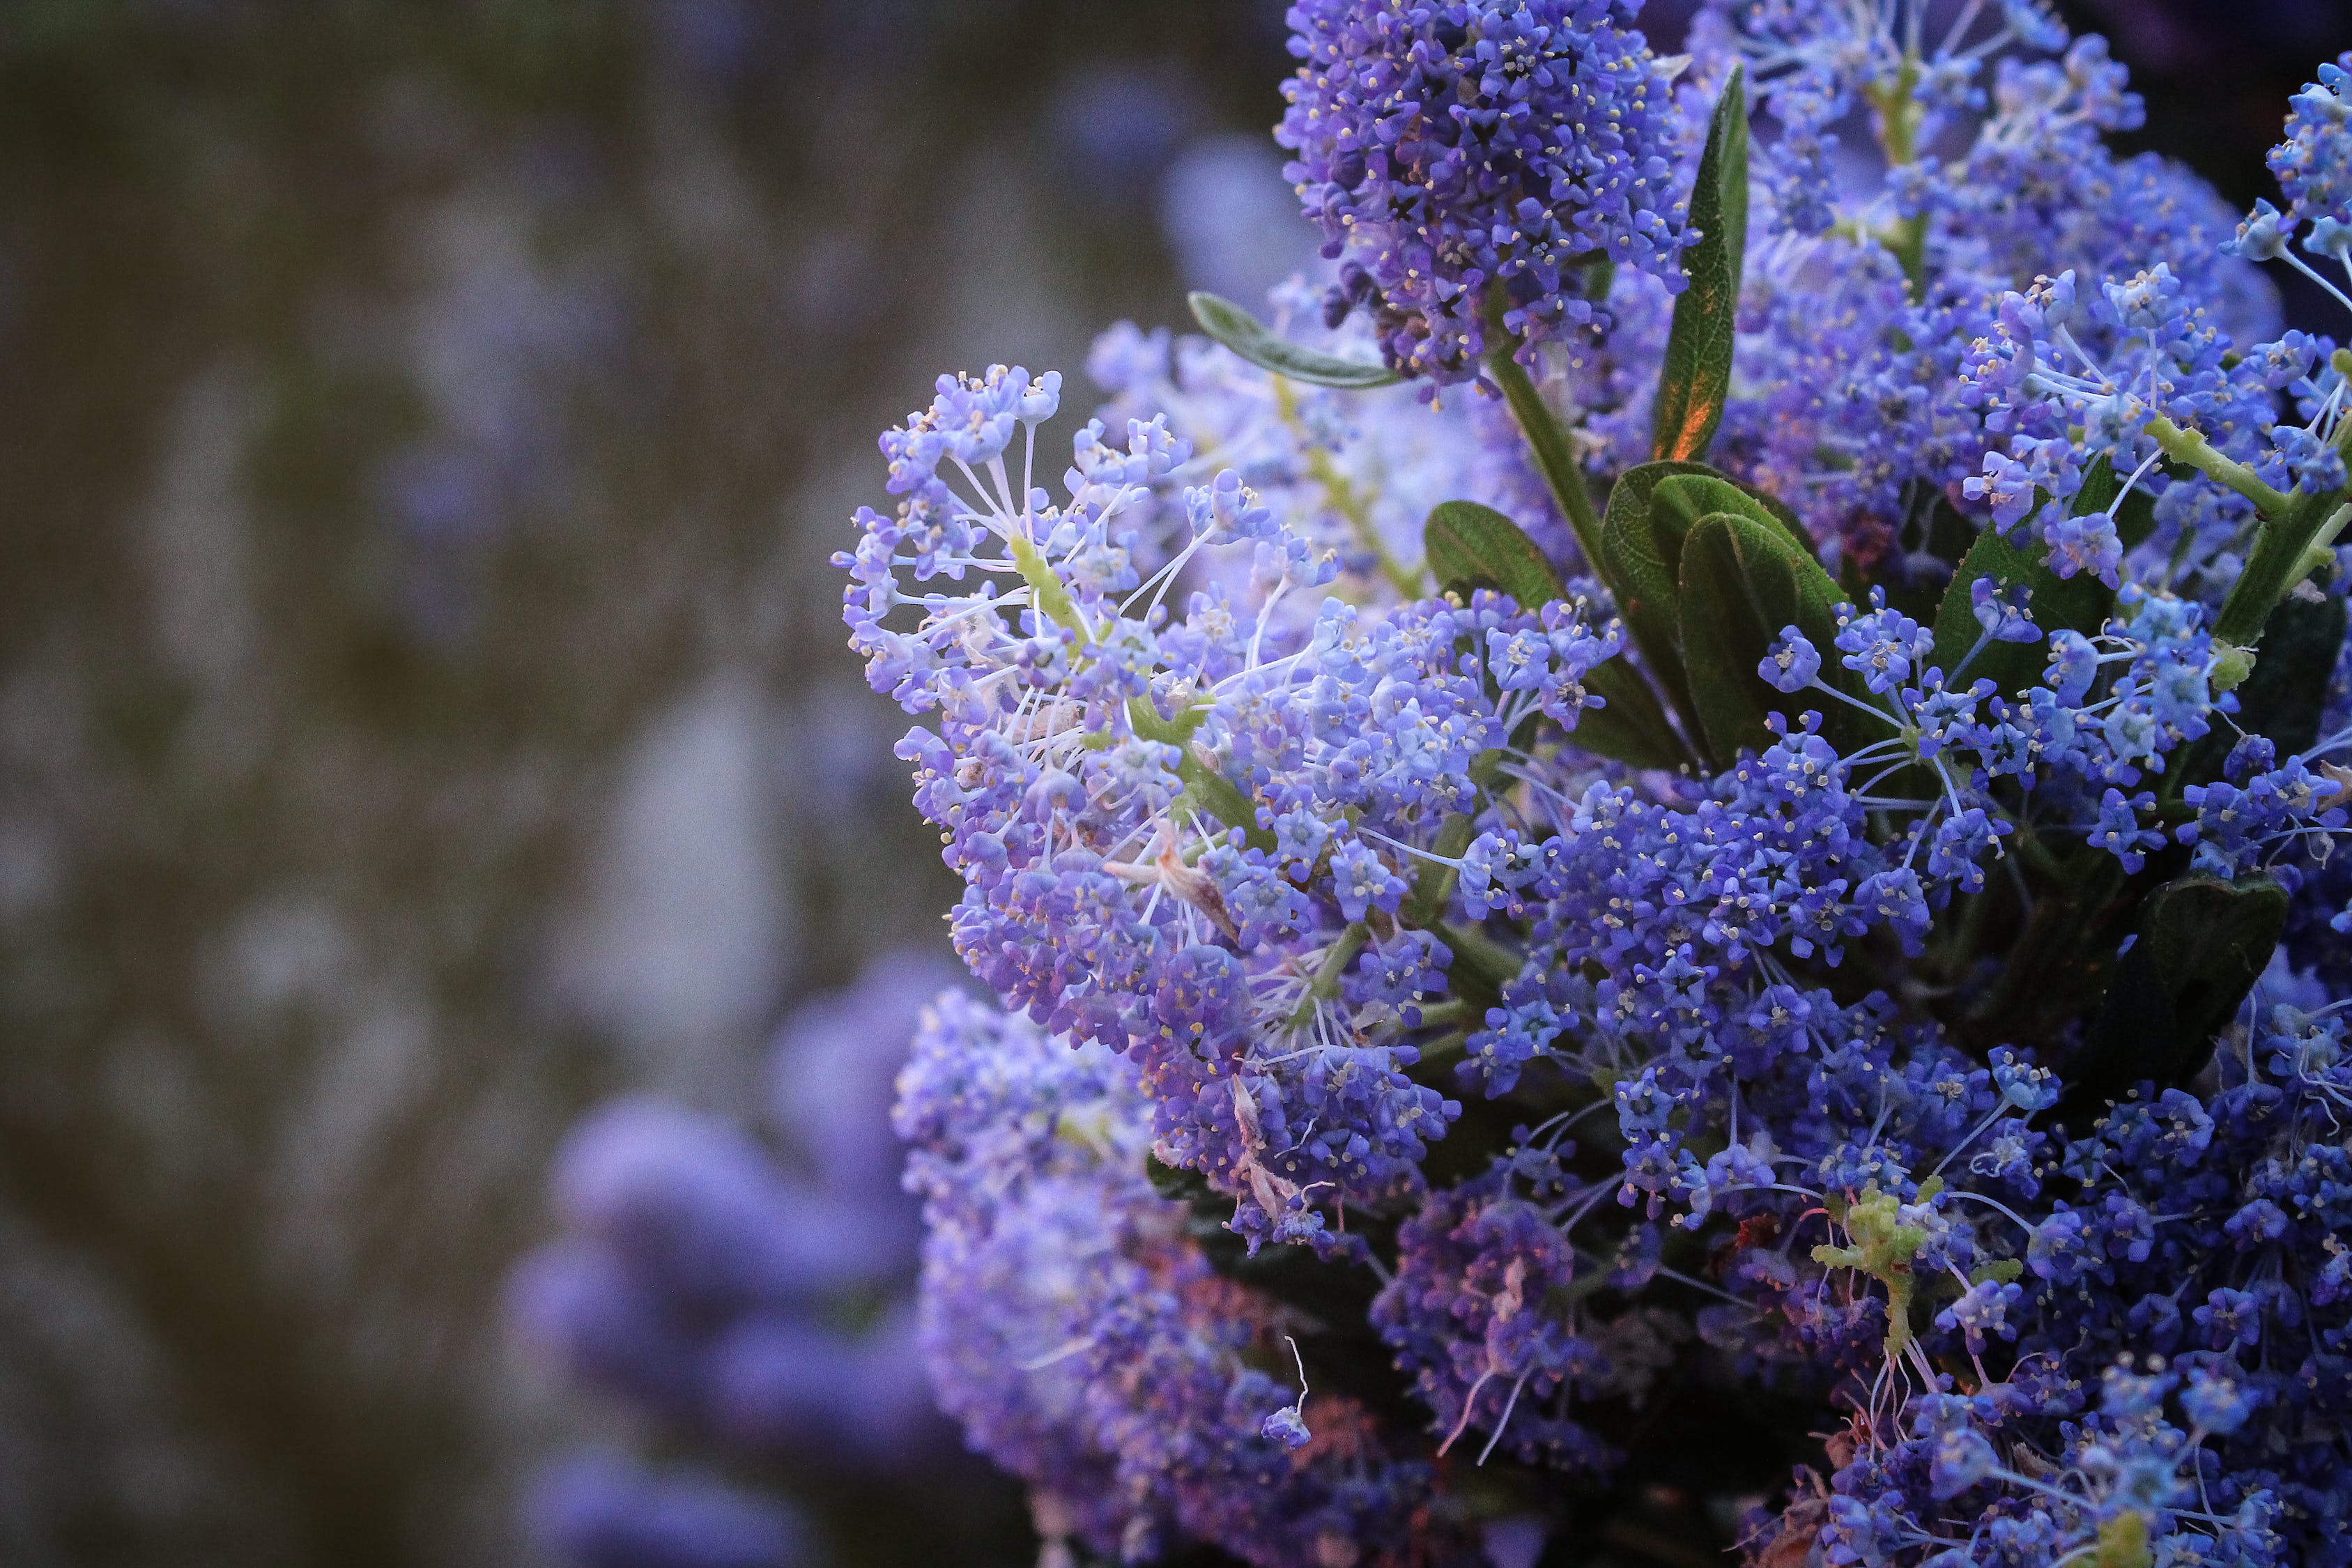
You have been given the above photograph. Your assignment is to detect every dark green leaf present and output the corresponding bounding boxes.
[1651,472,1811,555]
[2070,873,2287,1104]
[2114,468,2171,551]
[1575,658,1693,770]
[1650,66,1748,463]
[1424,500,1689,768]
[1969,846,2136,1049]
[1677,512,1860,762]
[2178,590,2349,784]
[1424,499,1566,608]
[1599,464,1811,686]
[1598,461,1716,624]
[2233,590,2349,757]
[2070,452,2123,519]
[1597,459,1719,724]
[1187,291,1403,389]
[1929,480,2114,699]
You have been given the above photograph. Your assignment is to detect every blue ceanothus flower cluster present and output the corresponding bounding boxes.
[1282,0,1695,382]
[845,8,2352,1568]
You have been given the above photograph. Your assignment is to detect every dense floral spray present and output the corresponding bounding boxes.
[572,5,2352,1567]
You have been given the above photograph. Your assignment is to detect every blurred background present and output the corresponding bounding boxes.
[0,2,2344,1567]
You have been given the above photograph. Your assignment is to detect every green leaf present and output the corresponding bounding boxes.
[1598,461,1716,622]
[1650,472,1811,556]
[1424,500,1688,767]
[1187,291,1403,389]
[2178,590,2349,784]
[1650,66,1748,463]
[1424,499,1566,608]
[1677,511,1861,763]
[2070,873,2287,1105]
[1576,659,1693,770]
[1929,480,2115,699]
[1599,462,1817,746]
[2232,590,2349,757]
[1596,459,1720,726]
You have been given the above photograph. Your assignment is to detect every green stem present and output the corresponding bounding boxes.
[1402,813,1477,928]
[1289,922,1371,1029]
[1932,880,1999,985]
[2146,415,2351,678]
[1863,56,1928,296]
[1029,511,1263,845]
[1484,343,1604,569]
[1307,446,1427,599]
[1409,999,1470,1031]
[2011,825,2067,882]
[2146,417,2293,525]
[1124,698,1274,852]
[2214,495,2351,648]
[1008,532,1086,637]
[1411,1029,1468,1068]
[1440,921,1525,991]
[1890,220,1927,299]
[1274,378,1427,599]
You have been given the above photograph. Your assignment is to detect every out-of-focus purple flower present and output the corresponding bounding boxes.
[767,947,960,1205]
[512,946,967,1535]
[550,1098,887,1309]
[1157,134,1319,302]
[530,1454,812,1568]
[507,1238,707,1417]
[704,1300,936,1463]
[1045,64,1199,198]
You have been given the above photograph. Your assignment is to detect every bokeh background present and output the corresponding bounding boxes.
[0,2,2344,1566]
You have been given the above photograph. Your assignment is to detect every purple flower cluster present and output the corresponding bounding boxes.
[1278,0,1693,382]
[817,6,2352,1567]
[532,1456,814,1568]
[896,990,1463,1567]
[2273,55,2352,238]
[839,360,1641,1251]
[1553,6,2275,577]
[510,954,955,1568]
[1088,277,1574,592]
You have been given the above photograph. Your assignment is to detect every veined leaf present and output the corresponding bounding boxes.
[1929,467,2119,699]
[1424,500,1566,608]
[1651,472,1811,556]
[1677,512,1861,763]
[1424,500,1687,767]
[1598,461,1716,622]
[1599,461,1815,738]
[1187,291,1403,389]
[2070,873,2287,1105]
[1650,66,1748,463]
